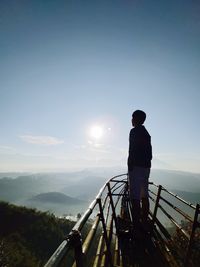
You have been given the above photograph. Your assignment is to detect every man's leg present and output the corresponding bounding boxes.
[128,171,141,236]
[141,197,149,223]
[131,198,141,236]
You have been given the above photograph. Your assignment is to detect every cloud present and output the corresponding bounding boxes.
[19,135,64,145]
[0,145,17,155]
[0,145,15,151]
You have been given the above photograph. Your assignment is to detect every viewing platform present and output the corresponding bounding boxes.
[44,174,200,267]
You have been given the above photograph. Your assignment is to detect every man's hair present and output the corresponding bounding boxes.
[132,110,146,125]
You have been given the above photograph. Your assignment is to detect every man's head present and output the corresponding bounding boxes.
[132,110,146,126]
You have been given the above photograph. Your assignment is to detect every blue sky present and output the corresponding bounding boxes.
[0,0,200,172]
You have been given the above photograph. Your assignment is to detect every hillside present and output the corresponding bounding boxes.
[0,172,107,203]
[171,190,200,204]
[61,175,108,200]
[150,169,200,192]
[30,192,85,204]
[0,201,75,267]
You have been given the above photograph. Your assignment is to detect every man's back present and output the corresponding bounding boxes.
[128,125,152,171]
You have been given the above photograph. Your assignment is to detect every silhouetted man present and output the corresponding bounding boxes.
[128,110,152,237]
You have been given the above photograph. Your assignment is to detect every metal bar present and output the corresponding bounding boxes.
[110,179,127,183]
[107,183,118,233]
[72,185,111,267]
[153,226,180,267]
[111,183,126,194]
[73,208,94,233]
[72,182,109,233]
[149,182,159,188]
[93,192,111,266]
[110,193,127,196]
[149,189,158,197]
[152,185,162,226]
[44,181,109,267]
[113,235,120,267]
[93,235,105,267]
[72,216,101,267]
[184,203,200,267]
[98,198,113,267]
[149,195,156,203]
[115,186,126,208]
[100,217,113,267]
[159,195,193,222]
[82,215,100,254]
[71,230,84,267]
[162,187,196,210]
[44,240,70,267]
[100,200,112,267]
[153,216,171,239]
[158,203,190,240]
[110,173,128,182]
[102,194,109,211]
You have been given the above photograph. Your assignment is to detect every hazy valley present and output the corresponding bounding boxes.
[0,168,200,217]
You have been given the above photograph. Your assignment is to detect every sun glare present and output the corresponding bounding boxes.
[90,125,103,140]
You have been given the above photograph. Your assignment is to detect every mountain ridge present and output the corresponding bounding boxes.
[29,192,85,204]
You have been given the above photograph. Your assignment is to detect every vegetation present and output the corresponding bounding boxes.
[0,201,75,267]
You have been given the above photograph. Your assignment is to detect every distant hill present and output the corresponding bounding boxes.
[0,169,199,216]
[61,175,107,200]
[0,172,30,179]
[170,190,200,205]
[30,192,85,205]
[0,173,108,203]
[150,169,200,193]
[0,172,88,202]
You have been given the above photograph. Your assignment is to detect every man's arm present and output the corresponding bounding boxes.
[128,129,134,172]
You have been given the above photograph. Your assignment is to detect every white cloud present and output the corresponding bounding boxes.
[0,145,17,155]
[0,145,15,151]
[19,135,64,145]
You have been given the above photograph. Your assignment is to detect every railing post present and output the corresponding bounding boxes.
[107,182,118,233]
[98,198,113,267]
[152,185,162,226]
[184,203,200,267]
[68,230,84,267]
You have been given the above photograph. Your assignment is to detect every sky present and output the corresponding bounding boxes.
[0,0,200,173]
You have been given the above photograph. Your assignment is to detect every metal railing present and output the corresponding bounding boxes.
[149,183,200,267]
[44,174,127,267]
[44,174,200,267]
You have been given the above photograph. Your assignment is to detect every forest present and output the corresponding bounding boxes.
[0,201,76,267]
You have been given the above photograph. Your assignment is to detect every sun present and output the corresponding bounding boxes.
[90,125,103,140]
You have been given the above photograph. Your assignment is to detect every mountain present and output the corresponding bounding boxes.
[61,175,108,200]
[0,171,94,202]
[0,177,36,201]
[0,169,199,216]
[29,192,85,205]
[0,172,30,179]
[170,190,200,205]
[150,169,200,192]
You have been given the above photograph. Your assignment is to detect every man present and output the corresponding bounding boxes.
[128,110,152,236]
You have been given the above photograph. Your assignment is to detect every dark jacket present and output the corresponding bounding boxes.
[128,125,152,171]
